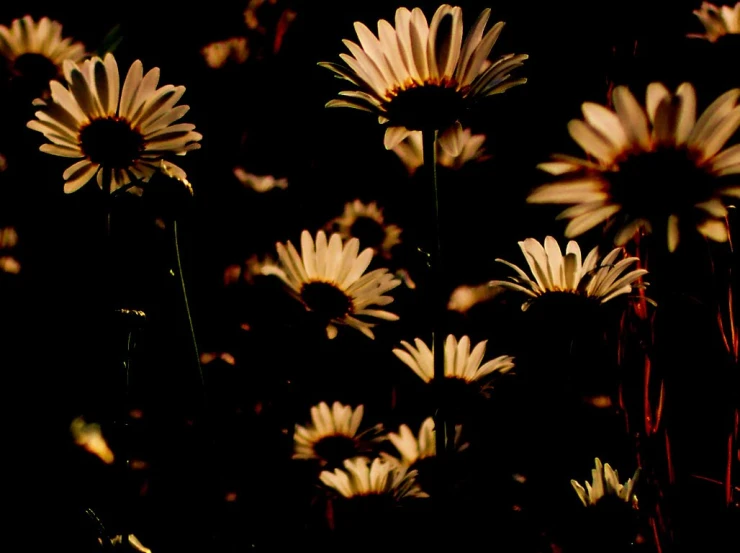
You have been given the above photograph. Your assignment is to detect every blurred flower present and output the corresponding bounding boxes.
[0,16,85,88]
[70,416,114,464]
[688,2,740,42]
[265,230,401,339]
[200,352,236,365]
[0,226,20,274]
[108,534,152,553]
[529,83,740,251]
[244,0,297,54]
[393,334,514,386]
[224,253,280,285]
[201,37,249,68]
[319,5,527,155]
[326,200,402,259]
[382,416,467,467]
[489,236,647,311]
[0,152,6,171]
[320,456,428,500]
[571,458,639,508]
[392,127,491,174]
[294,401,382,467]
[447,283,502,313]
[233,167,288,192]
[28,53,202,194]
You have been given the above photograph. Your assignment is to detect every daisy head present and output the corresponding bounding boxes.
[319,5,527,155]
[266,230,401,339]
[571,458,640,509]
[326,200,402,259]
[27,53,202,195]
[688,2,740,43]
[294,401,382,467]
[489,236,647,313]
[392,127,490,175]
[320,456,428,505]
[0,16,85,93]
[529,83,740,252]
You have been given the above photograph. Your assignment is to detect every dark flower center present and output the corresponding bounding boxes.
[12,53,58,84]
[408,456,437,496]
[430,376,484,423]
[78,117,144,169]
[608,147,718,224]
[349,216,386,251]
[385,84,466,131]
[300,281,352,320]
[312,435,358,467]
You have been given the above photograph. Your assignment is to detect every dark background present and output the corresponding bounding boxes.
[0,1,737,551]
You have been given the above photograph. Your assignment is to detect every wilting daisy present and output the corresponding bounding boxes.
[320,456,428,501]
[0,16,85,89]
[489,236,648,311]
[319,5,527,155]
[392,127,490,174]
[70,416,114,464]
[294,401,382,467]
[265,230,401,339]
[27,53,202,194]
[233,167,288,192]
[688,2,740,42]
[571,458,640,508]
[529,82,740,251]
[201,37,250,68]
[326,200,402,259]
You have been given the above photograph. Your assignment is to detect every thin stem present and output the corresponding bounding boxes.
[173,219,206,398]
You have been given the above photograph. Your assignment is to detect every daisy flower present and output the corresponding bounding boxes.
[319,5,527,155]
[382,416,467,467]
[0,16,85,88]
[688,2,740,42]
[201,37,249,68]
[265,230,401,339]
[571,458,640,508]
[392,127,490,175]
[528,82,740,251]
[27,53,202,194]
[320,456,428,501]
[326,200,402,259]
[70,416,114,465]
[489,236,648,311]
[294,401,382,467]
[393,334,514,388]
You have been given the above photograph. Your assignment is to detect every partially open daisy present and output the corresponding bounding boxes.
[571,458,639,508]
[687,2,740,42]
[319,5,527,155]
[489,236,648,311]
[294,401,382,467]
[382,416,467,467]
[0,15,85,90]
[320,456,428,501]
[326,200,402,259]
[392,127,490,175]
[265,230,401,339]
[529,83,740,251]
[27,53,202,194]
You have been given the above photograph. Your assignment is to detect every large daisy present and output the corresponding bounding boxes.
[27,53,202,194]
[528,83,740,251]
[687,2,740,42]
[571,458,639,508]
[320,456,428,501]
[489,236,648,311]
[392,126,490,175]
[293,401,382,467]
[326,200,402,259]
[0,16,85,88]
[265,230,401,339]
[319,5,527,155]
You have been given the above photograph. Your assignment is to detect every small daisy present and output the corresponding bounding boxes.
[201,37,249,68]
[233,167,288,192]
[0,15,85,88]
[27,53,202,194]
[393,334,514,388]
[529,82,740,251]
[294,401,382,467]
[571,458,640,508]
[319,5,527,155]
[392,127,490,175]
[265,230,401,339]
[320,456,428,500]
[688,2,740,42]
[382,416,467,467]
[326,200,402,259]
[489,236,648,311]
